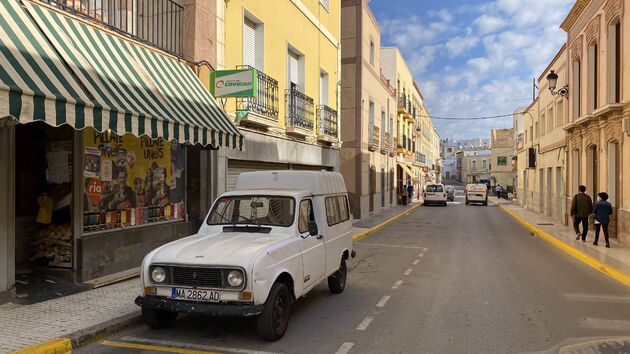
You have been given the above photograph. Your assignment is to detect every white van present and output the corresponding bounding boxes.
[465,183,488,206]
[135,171,355,341]
[423,183,448,206]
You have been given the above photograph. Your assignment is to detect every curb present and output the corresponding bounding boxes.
[353,203,421,242]
[12,205,422,353]
[492,200,630,287]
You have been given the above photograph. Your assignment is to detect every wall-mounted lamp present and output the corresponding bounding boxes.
[546,70,568,98]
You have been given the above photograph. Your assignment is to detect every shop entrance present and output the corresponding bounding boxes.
[13,122,86,304]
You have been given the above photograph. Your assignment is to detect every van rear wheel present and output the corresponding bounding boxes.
[328,258,347,294]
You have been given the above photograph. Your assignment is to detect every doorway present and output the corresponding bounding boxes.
[523,170,528,206]
[556,167,563,224]
[608,141,619,238]
[547,167,552,217]
[587,145,598,201]
[539,169,544,214]
[381,168,385,208]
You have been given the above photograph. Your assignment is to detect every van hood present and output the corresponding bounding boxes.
[149,231,290,267]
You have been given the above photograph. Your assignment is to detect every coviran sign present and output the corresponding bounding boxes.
[209,69,257,98]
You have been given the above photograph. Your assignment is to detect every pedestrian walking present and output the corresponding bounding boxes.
[593,192,613,248]
[407,184,414,200]
[495,184,503,199]
[570,185,593,241]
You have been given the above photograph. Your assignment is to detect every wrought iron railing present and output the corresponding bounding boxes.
[368,125,380,151]
[418,153,426,164]
[285,88,314,131]
[317,105,338,138]
[42,0,183,56]
[381,132,390,154]
[236,66,279,121]
[398,95,408,111]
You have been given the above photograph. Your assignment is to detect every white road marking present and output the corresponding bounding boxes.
[118,336,280,354]
[412,259,419,265]
[581,318,630,331]
[358,242,423,249]
[418,253,424,257]
[356,316,374,330]
[335,342,354,354]
[376,295,391,307]
[404,268,413,276]
[565,293,630,303]
[392,280,403,289]
[423,248,428,251]
[448,202,462,205]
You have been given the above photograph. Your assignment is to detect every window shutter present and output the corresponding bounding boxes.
[288,51,299,88]
[243,18,256,68]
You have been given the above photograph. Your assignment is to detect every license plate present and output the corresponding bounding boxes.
[171,288,220,302]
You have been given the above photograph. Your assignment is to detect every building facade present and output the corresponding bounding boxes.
[441,139,458,181]
[461,149,492,184]
[340,0,397,219]
[561,0,629,242]
[517,45,569,224]
[214,0,341,195]
[490,128,516,191]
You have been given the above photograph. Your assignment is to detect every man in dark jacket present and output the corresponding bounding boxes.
[593,192,613,248]
[570,185,593,241]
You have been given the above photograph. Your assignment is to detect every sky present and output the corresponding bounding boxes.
[368,0,575,140]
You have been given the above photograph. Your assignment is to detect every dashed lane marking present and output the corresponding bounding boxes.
[404,268,413,276]
[581,318,630,331]
[423,248,428,251]
[357,242,424,249]
[376,295,391,307]
[418,253,424,257]
[564,293,630,303]
[356,316,374,331]
[334,342,354,354]
[114,336,281,354]
[412,259,419,265]
[392,280,403,289]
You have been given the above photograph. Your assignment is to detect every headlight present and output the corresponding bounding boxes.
[227,270,244,287]
[151,266,166,283]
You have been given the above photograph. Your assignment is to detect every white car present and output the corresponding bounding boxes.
[423,183,448,206]
[465,183,488,206]
[135,171,355,341]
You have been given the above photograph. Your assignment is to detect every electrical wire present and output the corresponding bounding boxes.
[412,113,517,120]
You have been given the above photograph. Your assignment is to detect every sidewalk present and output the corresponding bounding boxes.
[491,197,630,286]
[1,202,421,354]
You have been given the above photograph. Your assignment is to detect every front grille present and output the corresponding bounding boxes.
[151,265,243,289]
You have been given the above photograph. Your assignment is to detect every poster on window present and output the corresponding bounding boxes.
[82,128,186,233]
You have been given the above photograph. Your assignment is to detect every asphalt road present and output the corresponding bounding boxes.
[77,187,630,354]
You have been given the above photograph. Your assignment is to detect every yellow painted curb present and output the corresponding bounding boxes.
[11,338,72,354]
[494,200,630,287]
[353,203,422,242]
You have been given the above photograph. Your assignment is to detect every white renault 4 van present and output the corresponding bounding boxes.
[136,171,355,341]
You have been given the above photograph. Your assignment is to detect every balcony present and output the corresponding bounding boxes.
[380,132,390,154]
[389,138,396,157]
[417,153,426,164]
[236,67,279,128]
[368,125,380,152]
[285,88,314,136]
[317,105,338,143]
[43,0,183,56]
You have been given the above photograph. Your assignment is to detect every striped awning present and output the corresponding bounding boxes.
[1,0,242,149]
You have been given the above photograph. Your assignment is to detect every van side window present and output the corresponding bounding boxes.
[325,195,349,226]
[298,199,314,233]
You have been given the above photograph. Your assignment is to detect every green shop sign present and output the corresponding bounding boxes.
[210,69,257,98]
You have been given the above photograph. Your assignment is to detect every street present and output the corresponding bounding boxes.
[77,187,630,354]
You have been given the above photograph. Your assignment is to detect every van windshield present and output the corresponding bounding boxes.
[426,185,444,192]
[207,196,295,227]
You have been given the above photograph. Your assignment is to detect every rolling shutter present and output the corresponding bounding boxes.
[243,18,256,68]
[288,50,299,89]
[226,160,288,191]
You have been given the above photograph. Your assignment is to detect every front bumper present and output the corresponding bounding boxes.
[135,295,264,317]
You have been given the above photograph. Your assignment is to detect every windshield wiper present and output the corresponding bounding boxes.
[237,214,261,227]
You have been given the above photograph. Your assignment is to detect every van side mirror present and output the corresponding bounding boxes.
[308,220,318,236]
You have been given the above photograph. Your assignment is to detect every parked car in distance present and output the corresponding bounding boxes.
[465,183,488,206]
[135,171,356,341]
[423,183,448,206]
[445,186,455,201]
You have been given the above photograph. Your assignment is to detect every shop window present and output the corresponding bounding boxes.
[82,128,186,233]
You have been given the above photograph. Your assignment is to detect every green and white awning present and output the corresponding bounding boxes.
[0,0,242,149]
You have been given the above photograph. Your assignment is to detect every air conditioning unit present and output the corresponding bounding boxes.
[624,116,630,136]
[528,147,536,168]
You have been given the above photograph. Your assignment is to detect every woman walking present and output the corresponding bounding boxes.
[593,192,613,248]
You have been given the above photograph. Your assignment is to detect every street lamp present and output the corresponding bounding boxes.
[546,70,568,98]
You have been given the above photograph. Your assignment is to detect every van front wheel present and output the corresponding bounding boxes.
[328,258,347,294]
[142,307,177,329]
[257,282,292,341]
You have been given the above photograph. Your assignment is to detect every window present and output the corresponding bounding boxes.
[608,20,621,103]
[287,47,304,92]
[369,100,375,131]
[369,40,375,65]
[573,60,581,119]
[588,42,598,112]
[298,199,314,234]
[381,109,386,143]
[472,160,477,170]
[320,70,329,106]
[529,126,533,142]
[547,106,554,132]
[556,100,564,127]
[535,122,539,138]
[320,0,329,10]
[208,196,295,227]
[482,159,487,170]
[540,113,545,136]
[243,16,263,70]
[325,195,349,226]
[497,156,507,166]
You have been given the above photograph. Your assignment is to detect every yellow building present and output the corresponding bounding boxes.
[340,0,398,219]
[215,0,341,192]
[561,0,629,242]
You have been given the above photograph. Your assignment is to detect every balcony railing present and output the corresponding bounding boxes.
[317,105,338,141]
[285,88,314,133]
[368,125,380,151]
[396,136,402,149]
[380,132,390,154]
[236,66,279,123]
[43,0,183,56]
[418,153,426,164]
[389,137,396,156]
